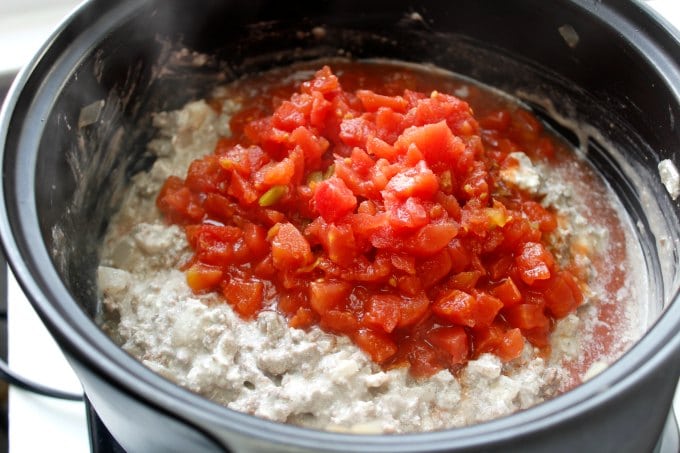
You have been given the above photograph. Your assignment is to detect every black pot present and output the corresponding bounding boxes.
[2,1,680,452]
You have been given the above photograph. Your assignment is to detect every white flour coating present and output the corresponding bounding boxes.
[98,90,645,432]
[658,158,680,200]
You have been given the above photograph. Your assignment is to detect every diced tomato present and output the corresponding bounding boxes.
[253,155,296,188]
[501,217,541,252]
[227,171,259,205]
[497,328,524,361]
[395,121,465,167]
[515,242,555,285]
[543,271,583,318]
[309,91,332,130]
[417,249,453,288]
[340,252,392,282]
[386,196,429,232]
[289,307,316,329]
[270,223,313,270]
[384,160,439,200]
[191,224,242,266]
[186,155,226,193]
[242,223,269,259]
[366,136,398,160]
[290,126,329,169]
[436,192,462,220]
[223,278,264,319]
[405,91,470,130]
[403,143,425,167]
[363,294,401,333]
[490,278,523,307]
[339,117,378,148]
[219,144,268,176]
[485,254,513,281]
[320,310,359,334]
[390,253,416,275]
[309,280,351,315]
[522,324,551,348]
[473,293,505,328]
[185,263,223,292]
[432,290,472,327]
[278,289,304,315]
[350,147,376,175]
[447,238,472,273]
[522,201,557,233]
[433,289,502,328]
[301,65,340,96]
[504,303,550,330]
[322,222,357,266]
[272,99,307,131]
[312,176,357,222]
[157,176,205,224]
[396,293,430,328]
[375,107,405,144]
[354,329,398,363]
[252,254,276,279]
[401,222,458,257]
[445,271,483,292]
[357,90,408,113]
[426,326,469,365]
[395,274,421,296]
[472,324,504,356]
[406,341,442,378]
[203,193,236,223]
[243,118,289,155]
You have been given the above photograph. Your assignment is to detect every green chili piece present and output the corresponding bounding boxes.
[307,171,324,186]
[258,185,287,207]
[323,164,335,179]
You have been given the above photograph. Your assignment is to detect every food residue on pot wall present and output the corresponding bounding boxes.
[659,159,680,200]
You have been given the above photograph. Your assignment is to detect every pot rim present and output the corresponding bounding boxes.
[1,0,680,450]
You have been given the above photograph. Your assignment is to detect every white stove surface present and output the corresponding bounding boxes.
[4,1,680,452]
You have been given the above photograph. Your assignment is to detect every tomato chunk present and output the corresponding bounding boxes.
[363,294,401,333]
[157,176,204,224]
[543,271,583,318]
[270,223,313,270]
[313,177,358,222]
[354,329,398,363]
[515,242,555,285]
[426,326,469,365]
[185,263,223,292]
[504,304,550,330]
[395,121,464,166]
[309,280,351,315]
[224,278,264,319]
[490,278,523,307]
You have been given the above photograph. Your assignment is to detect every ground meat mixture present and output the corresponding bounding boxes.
[97,60,647,433]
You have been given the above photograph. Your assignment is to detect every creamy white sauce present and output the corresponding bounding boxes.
[97,81,646,433]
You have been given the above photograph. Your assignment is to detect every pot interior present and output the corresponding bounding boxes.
[3,0,680,449]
